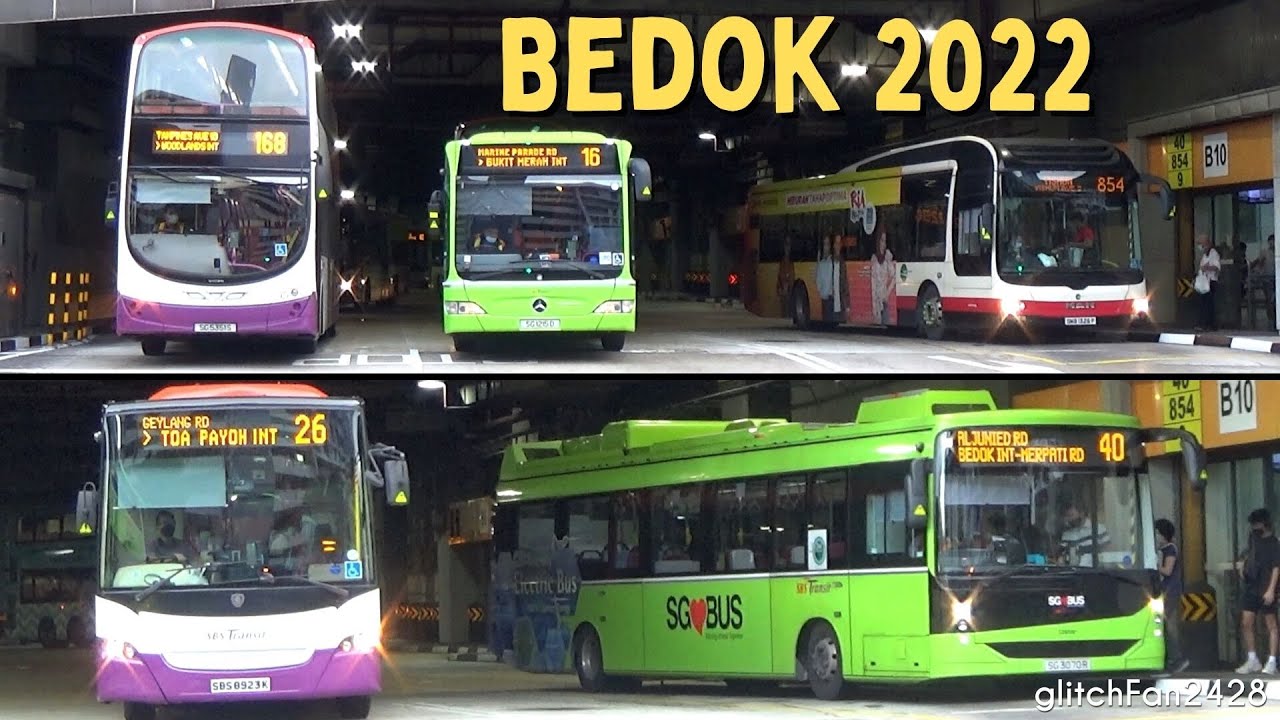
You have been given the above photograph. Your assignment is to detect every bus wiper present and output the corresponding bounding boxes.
[134,560,244,602]
[256,570,350,598]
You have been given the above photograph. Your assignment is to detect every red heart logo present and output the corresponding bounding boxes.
[689,598,707,635]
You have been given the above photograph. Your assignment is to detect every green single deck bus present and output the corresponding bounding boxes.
[491,389,1207,700]
[427,125,652,353]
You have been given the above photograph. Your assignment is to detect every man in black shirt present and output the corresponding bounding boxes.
[1236,508,1280,675]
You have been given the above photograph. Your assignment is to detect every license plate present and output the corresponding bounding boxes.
[518,319,560,331]
[1064,316,1097,326]
[194,323,237,333]
[210,677,270,694]
[1044,658,1091,672]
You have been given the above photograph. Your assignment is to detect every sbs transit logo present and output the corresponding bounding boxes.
[665,594,743,637]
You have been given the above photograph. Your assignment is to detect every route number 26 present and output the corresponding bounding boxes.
[294,412,328,445]
[877,17,1091,114]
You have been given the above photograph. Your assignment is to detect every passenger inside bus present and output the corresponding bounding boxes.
[154,206,186,234]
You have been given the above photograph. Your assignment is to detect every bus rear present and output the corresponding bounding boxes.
[429,130,652,353]
[112,23,341,357]
[81,383,411,720]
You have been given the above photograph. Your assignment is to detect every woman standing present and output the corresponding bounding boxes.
[1196,233,1221,331]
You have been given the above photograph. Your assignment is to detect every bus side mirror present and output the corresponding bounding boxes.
[905,458,928,530]
[383,459,410,506]
[1140,173,1175,220]
[629,158,653,202]
[75,483,100,535]
[105,182,119,229]
[427,190,443,243]
[1138,427,1207,490]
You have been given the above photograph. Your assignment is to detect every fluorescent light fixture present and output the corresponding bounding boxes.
[417,380,446,391]
[333,23,363,41]
[351,59,377,73]
[340,189,356,201]
[840,63,868,77]
[698,132,716,141]
[919,27,938,43]
[334,139,348,151]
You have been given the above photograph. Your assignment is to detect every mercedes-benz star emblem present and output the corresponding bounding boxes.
[532,298,547,313]
[230,593,245,608]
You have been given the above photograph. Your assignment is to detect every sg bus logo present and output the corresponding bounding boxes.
[666,594,743,636]
[1047,594,1085,608]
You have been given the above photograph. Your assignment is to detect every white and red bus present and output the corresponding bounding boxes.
[111,22,342,356]
[744,136,1174,339]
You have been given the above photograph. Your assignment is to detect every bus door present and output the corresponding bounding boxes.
[944,167,995,306]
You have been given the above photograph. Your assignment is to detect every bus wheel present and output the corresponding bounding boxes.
[574,626,640,693]
[295,336,318,354]
[791,285,812,329]
[601,333,625,352]
[336,695,372,719]
[140,339,166,356]
[37,617,57,648]
[452,334,478,354]
[122,702,156,720]
[803,623,845,701]
[916,286,946,341]
[66,616,87,648]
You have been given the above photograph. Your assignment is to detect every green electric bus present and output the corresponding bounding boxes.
[491,389,1207,700]
[427,124,652,353]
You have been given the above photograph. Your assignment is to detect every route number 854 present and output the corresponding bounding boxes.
[877,17,1091,114]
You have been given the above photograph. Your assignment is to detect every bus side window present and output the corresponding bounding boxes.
[952,166,994,277]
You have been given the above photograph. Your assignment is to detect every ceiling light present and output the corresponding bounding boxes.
[698,132,716,141]
[333,23,362,41]
[334,139,348,151]
[919,27,938,43]
[840,63,868,78]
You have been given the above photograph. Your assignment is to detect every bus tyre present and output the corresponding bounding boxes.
[296,336,318,354]
[803,623,845,701]
[140,339,166,356]
[66,615,86,648]
[573,626,639,693]
[336,695,372,719]
[37,617,57,648]
[601,333,625,352]
[916,285,946,341]
[123,702,156,720]
[452,334,478,354]
[791,284,812,329]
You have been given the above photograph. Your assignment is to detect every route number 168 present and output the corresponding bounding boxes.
[877,17,1091,114]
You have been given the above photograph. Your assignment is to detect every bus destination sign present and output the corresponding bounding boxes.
[952,427,1132,467]
[460,143,617,174]
[138,412,328,448]
[152,128,291,156]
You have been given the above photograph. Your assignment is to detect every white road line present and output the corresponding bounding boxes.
[928,355,1064,374]
[745,343,846,372]
[0,346,57,362]
[439,353,454,363]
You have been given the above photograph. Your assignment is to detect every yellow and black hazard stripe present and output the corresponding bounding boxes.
[1181,591,1216,621]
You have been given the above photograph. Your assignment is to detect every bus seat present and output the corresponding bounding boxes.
[729,548,754,571]
[790,545,805,566]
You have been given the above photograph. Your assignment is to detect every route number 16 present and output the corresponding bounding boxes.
[877,17,1091,114]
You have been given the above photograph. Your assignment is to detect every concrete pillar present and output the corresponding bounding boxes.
[708,225,727,298]
[1128,134,1180,325]
[436,537,485,646]
[667,184,683,292]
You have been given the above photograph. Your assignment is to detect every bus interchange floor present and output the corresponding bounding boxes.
[5,647,1273,720]
[4,297,1279,374]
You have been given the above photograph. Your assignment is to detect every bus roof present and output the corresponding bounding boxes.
[455,130,618,146]
[497,389,1142,490]
[136,21,313,49]
[148,383,329,401]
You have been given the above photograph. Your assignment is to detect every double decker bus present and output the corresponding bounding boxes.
[427,124,652,353]
[111,22,342,357]
[746,137,1175,340]
[2,504,96,648]
[491,389,1206,699]
[76,383,411,720]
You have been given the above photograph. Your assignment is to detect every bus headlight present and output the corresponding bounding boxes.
[1149,596,1165,622]
[952,599,973,632]
[1132,297,1150,316]
[594,300,634,314]
[445,301,486,315]
[102,639,138,661]
[999,297,1024,317]
[339,633,380,654]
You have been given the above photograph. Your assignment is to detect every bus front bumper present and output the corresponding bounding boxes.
[444,312,635,334]
[116,295,317,338]
[95,647,380,704]
[922,624,1163,680]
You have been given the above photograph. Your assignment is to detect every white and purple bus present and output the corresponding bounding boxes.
[75,383,411,720]
[111,22,342,356]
